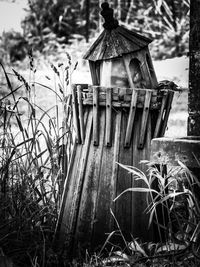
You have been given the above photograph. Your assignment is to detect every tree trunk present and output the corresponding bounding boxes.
[85,0,90,43]
[188,0,200,135]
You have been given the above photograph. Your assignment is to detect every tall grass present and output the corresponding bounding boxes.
[0,54,75,266]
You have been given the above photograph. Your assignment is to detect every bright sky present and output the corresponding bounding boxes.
[0,0,27,34]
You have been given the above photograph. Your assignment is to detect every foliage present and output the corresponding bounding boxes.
[0,31,28,63]
[21,0,189,59]
[22,0,84,52]
[104,160,200,266]
[0,54,75,266]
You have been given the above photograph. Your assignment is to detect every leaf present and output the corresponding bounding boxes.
[113,188,160,202]
[129,240,148,257]
[156,242,187,253]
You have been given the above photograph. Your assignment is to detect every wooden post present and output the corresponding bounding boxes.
[188,0,200,135]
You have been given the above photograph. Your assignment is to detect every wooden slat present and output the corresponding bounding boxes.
[71,84,81,144]
[73,108,106,253]
[106,87,112,146]
[83,99,160,109]
[93,86,99,146]
[56,109,90,249]
[132,112,154,240]
[124,90,138,147]
[138,90,152,149]
[153,91,168,138]
[91,110,118,248]
[77,85,85,144]
[160,91,174,137]
[115,111,132,241]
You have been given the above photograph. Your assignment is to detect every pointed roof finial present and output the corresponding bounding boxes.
[101,2,119,30]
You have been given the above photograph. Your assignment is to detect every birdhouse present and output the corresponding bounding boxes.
[83,2,158,89]
[56,2,175,257]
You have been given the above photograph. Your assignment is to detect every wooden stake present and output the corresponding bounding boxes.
[124,89,138,147]
[153,91,168,138]
[138,90,152,149]
[77,85,85,144]
[93,86,99,146]
[71,84,81,144]
[106,87,112,146]
[160,91,174,137]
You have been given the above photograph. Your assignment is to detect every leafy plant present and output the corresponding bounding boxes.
[108,160,200,266]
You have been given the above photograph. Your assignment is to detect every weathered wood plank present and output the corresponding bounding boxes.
[131,112,153,241]
[124,90,138,147]
[92,109,117,248]
[138,90,152,149]
[56,109,90,250]
[153,92,168,138]
[115,110,133,242]
[77,85,85,144]
[83,99,160,109]
[106,87,112,146]
[160,91,174,137]
[93,86,99,146]
[73,107,106,253]
[71,84,81,144]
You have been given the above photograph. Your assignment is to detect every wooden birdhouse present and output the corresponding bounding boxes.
[84,2,158,89]
[56,2,174,257]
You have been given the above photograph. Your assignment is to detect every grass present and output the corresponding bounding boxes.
[0,55,74,266]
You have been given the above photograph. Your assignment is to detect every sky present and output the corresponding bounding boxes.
[0,0,27,34]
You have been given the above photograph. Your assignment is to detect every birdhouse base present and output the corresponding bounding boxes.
[56,85,174,257]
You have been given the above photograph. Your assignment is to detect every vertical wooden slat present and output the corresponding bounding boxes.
[74,107,106,253]
[115,111,132,242]
[132,112,154,241]
[106,87,112,146]
[92,109,118,248]
[55,110,89,249]
[93,86,99,146]
[153,91,168,138]
[77,85,85,144]
[71,84,81,144]
[58,110,92,252]
[160,91,174,137]
[138,90,152,149]
[124,89,138,147]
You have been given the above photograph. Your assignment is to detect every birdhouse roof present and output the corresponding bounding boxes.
[83,26,152,61]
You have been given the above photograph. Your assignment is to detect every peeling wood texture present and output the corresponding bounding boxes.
[56,85,173,256]
[188,0,200,135]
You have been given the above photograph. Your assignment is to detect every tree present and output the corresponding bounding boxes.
[23,0,82,51]
[188,0,200,135]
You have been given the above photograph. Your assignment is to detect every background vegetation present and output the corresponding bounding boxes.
[0,0,190,63]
